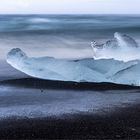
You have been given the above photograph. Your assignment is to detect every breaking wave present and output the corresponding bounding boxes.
[28,18,53,23]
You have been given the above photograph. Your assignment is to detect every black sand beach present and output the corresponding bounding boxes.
[0,104,140,139]
[1,78,140,90]
[0,78,140,139]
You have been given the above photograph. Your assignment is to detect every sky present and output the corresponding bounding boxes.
[0,0,139,14]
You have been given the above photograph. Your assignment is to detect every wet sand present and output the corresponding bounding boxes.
[0,78,140,139]
[1,78,140,90]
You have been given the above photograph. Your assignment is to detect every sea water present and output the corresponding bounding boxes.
[0,14,140,61]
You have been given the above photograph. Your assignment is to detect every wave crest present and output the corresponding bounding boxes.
[28,18,52,23]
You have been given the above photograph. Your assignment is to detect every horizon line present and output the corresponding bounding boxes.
[0,13,140,15]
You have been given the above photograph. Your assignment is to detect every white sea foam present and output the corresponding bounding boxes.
[29,18,52,23]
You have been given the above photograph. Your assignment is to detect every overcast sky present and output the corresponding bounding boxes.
[0,0,139,14]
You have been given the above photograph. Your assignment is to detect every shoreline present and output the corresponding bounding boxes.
[1,78,140,91]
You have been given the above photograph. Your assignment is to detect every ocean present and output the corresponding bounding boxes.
[0,14,140,61]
